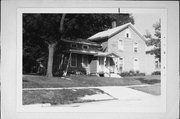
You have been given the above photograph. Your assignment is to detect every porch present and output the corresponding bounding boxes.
[57,49,122,77]
[95,52,121,77]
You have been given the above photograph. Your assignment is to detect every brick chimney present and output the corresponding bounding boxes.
[112,21,116,28]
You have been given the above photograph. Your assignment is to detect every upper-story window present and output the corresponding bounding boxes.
[118,39,124,50]
[125,29,131,38]
[133,42,138,53]
[82,45,89,49]
[71,44,77,48]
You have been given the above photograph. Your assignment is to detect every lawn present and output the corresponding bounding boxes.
[23,75,160,88]
[129,84,161,95]
[22,75,161,105]
[23,88,113,105]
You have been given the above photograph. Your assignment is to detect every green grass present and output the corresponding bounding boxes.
[129,84,161,95]
[23,88,107,105]
[23,75,160,88]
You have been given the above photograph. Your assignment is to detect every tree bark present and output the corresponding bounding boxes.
[46,43,56,77]
[46,14,66,77]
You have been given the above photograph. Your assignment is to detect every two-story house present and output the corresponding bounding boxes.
[88,22,160,75]
[56,22,160,77]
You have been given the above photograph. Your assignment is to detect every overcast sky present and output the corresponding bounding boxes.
[132,13,161,36]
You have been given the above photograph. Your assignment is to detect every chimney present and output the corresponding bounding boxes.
[112,21,116,28]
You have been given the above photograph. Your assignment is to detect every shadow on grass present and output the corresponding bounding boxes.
[134,78,160,84]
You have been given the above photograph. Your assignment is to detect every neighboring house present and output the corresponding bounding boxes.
[55,22,160,77]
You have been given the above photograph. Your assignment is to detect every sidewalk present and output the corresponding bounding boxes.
[23,84,153,90]
[23,86,164,112]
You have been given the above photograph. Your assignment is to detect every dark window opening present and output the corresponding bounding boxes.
[82,45,89,49]
[71,44,77,48]
[126,33,129,38]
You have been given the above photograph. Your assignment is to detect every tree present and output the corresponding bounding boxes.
[145,20,161,61]
[23,14,66,77]
[23,13,134,77]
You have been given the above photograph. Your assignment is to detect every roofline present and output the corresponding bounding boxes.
[61,39,101,46]
[128,24,147,42]
[108,23,147,42]
[88,23,147,42]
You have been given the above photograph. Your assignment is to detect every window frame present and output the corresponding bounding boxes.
[118,39,124,50]
[133,58,139,71]
[133,42,138,53]
[119,57,124,72]
[82,45,89,50]
[125,29,131,38]
[71,43,78,48]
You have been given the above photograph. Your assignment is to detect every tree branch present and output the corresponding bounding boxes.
[59,14,66,34]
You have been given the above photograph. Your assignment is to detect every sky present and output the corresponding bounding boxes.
[132,13,161,36]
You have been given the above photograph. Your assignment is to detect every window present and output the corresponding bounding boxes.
[133,42,138,53]
[70,54,77,67]
[126,33,129,38]
[71,44,77,48]
[118,39,123,50]
[134,47,138,52]
[82,45,89,49]
[125,29,131,38]
[119,58,123,72]
[134,58,139,71]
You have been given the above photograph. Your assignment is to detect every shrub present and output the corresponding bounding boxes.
[120,71,130,77]
[138,73,146,76]
[129,70,135,76]
[151,71,161,75]
[120,70,146,77]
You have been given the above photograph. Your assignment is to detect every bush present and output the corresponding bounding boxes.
[151,71,161,75]
[120,70,146,77]
[138,73,146,76]
[119,71,130,77]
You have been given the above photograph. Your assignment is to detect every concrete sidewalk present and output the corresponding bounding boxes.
[56,86,163,112]
[23,86,164,112]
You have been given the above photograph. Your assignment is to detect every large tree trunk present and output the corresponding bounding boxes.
[46,43,56,77]
[46,14,66,77]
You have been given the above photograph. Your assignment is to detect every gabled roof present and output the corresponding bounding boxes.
[88,22,147,42]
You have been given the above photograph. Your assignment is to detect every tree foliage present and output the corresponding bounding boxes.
[23,13,134,75]
[145,20,161,61]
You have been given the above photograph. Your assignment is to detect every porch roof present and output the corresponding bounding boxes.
[69,49,98,55]
[69,49,119,58]
[61,38,101,46]
[94,52,119,58]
